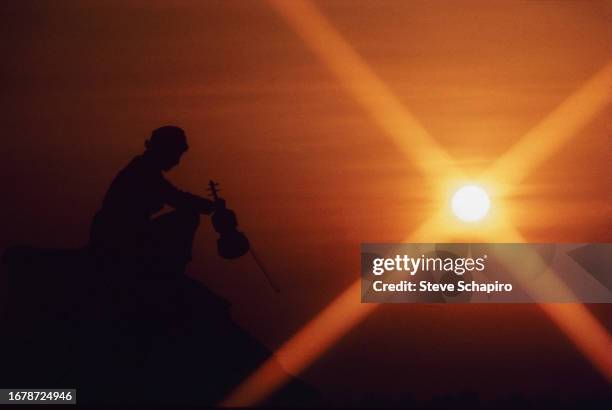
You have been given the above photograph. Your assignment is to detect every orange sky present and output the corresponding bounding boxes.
[1,0,611,402]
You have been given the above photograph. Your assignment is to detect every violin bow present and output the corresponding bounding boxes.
[249,246,280,293]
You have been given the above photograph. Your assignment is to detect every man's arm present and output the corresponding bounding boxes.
[161,179,218,215]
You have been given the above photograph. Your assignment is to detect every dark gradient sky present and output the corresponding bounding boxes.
[1,0,611,402]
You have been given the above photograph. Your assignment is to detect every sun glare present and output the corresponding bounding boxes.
[451,184,491,223]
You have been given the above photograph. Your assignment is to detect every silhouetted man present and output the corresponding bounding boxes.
[89,126,222,275]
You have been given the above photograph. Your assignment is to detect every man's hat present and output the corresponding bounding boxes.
[148,126,189,151]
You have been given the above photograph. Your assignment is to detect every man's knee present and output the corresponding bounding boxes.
[151,209,200,239]
[174,209,200,230]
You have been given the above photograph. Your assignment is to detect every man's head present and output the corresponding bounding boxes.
[145,126,189,171]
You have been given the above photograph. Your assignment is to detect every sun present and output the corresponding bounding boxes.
[451,184,491,223]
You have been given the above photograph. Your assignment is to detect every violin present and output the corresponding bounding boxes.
[208,180,250,260]
[207,180,280,292]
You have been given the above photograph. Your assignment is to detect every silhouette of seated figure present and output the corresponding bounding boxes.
[89,126,222,276]
[0,125,321,406]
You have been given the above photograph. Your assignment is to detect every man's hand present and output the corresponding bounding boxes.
[213,198,226,212]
